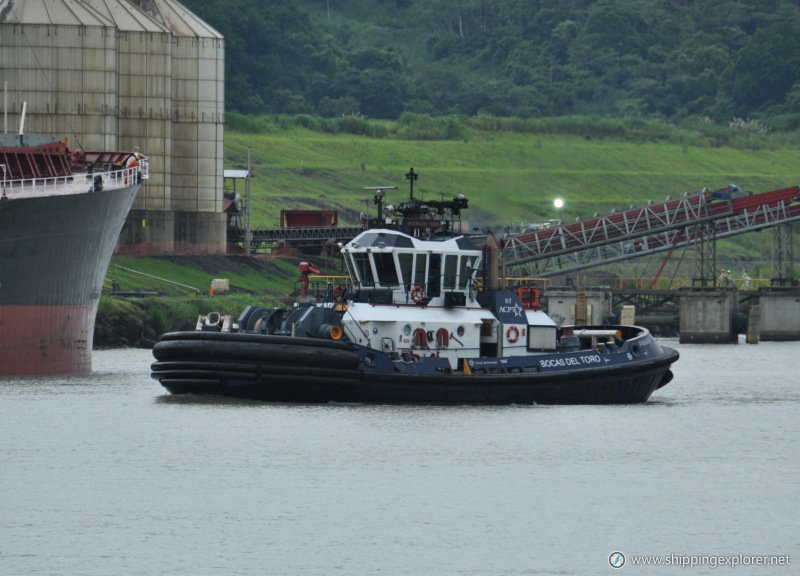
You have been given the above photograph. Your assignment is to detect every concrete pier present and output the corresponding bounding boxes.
[544,289,612,327]
[544,284,800,342]
[678,288,738,343]
[619,305,636,325]
[757,289,800,340]
[746,305,761,344]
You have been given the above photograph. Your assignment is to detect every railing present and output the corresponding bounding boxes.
[497,276,552,290]
[580,276,772,291]
[301,274,774,302]
[302,275,351,302]
[109,264,201,296]
[1,165,145,200]
[307,275,554,296]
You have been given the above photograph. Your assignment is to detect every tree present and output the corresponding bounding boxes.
[179,0,800,123]
[725,22,800,116]
[355,70,407,119]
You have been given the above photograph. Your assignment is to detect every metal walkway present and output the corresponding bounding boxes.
[228,224,366,253]
[502,185,800,276]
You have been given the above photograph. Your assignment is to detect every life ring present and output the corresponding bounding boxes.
[410,285,425,303]
[332,285,345,303]
[516,287,540,309]
[506,325,520,343]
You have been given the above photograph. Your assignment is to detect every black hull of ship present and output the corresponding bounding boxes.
[151,332,678,405]
[0,184,140,375]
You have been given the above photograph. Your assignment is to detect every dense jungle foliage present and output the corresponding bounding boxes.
[181,0,800,128]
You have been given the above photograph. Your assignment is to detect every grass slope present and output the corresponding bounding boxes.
[226,128,800,231]
[112,123,800,299]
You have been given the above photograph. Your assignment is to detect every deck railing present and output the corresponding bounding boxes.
[1,161,148,200]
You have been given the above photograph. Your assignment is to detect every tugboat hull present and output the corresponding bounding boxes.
[152,331,678,405]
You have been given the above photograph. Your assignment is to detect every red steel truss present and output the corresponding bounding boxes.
[502,185,800,276]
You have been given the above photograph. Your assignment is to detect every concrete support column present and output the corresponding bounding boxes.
[679,288,737,343]
[117,209,226,255]
[757,290,800,340]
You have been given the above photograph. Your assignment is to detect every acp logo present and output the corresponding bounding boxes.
[609,551,626,568]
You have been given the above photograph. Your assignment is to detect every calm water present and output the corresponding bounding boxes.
[1,339,798,576]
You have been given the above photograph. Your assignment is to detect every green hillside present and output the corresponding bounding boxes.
[182,0,800,126]
[224,117,800,234]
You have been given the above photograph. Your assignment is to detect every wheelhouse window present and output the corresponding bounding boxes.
[443,254,458,290]
[460,255,479,289]
[427,253,441,297]
[350,252,375,286]
[413,253,427,288]
[398,253,413,287]
[343,253,356,285]
[373,252,399,286]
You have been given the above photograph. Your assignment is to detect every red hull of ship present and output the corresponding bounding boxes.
[0,305,97,375]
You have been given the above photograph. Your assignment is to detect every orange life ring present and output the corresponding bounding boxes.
[516,287,540,309]
[506,325,520,343]
[410,285,425,303]
[332,285,345,302]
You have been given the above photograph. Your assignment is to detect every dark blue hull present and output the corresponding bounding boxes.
[151,331,678,405]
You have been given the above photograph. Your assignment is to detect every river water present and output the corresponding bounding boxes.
[1,339,797,576]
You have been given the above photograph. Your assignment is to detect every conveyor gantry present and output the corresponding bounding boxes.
[502,185,800,276]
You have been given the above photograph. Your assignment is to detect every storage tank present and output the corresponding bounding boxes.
[0,0,117,150]
[2,0,226,255]
[131,0,226,254]
[82,0,176,252]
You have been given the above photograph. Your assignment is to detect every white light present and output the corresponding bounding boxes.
[553,197,565,209]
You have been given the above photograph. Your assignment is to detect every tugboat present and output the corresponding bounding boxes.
[151,170,678,404]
